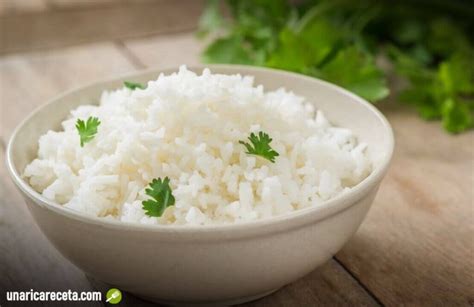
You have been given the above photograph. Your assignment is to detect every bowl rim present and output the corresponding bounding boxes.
[6,64,394,235]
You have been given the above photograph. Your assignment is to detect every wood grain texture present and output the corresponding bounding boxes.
[242,260,378,307]
[336,102,474,306]
[87,260,379,307]
[0,0,204,55]
[0,0,49,15]
[47,0,119,9]
[0,42,136,140]
[122,32,204,68]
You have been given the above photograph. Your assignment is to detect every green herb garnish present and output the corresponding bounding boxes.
[390,47,474,134]
[239,131,279,163]
[199,0,474,133]
[124,81,146,90]
[142,177,175,217]
[75,117,100,147]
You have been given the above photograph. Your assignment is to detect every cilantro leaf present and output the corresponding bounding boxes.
[313,47,389,102]
[437,52,474,96]
[426,19,471,58]
[267,20,342,73]
[142,177,175,217]
[228,0,289,33]
[437,52,474,133]
[202,36,257,65]
[124,81,146,90]
[201,0,289,65]
[266,28,314,72]
[442,98,473,133]
[393,47,474,133]
[75,117,100,147]
[239,131,279,163]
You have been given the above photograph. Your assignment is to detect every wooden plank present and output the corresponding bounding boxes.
[121,32,204,69]
[87,260,379,306]
[336,102,474,305]
[0,0,205,55]
[0,149,103,307]
[48,0,119,9]
[0,0,49,16]
[0,42,136,141]
[243,260,379,306]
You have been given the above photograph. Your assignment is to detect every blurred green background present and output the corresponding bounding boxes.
[199,0,474,134]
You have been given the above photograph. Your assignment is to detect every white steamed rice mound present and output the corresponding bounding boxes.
[24,66,371,226]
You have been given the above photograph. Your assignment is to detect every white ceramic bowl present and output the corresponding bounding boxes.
[6,65,394,306]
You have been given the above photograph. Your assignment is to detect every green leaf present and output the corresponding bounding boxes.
[427,19,470,58]
[393,19,425,45]
[409,44,433,66]
[266,29,310,71]
[142,177,175,217]
[75,117,100,147]
[387,45,435,82]
[239,131,279,163]
[399,87,442,120]
[267,14,388,102]
[200,0,288,65]
[394,48,474,132]
[315,47,389,102]
[124,81,146,90]
[202,36,257,64]
[199,0,474,134]
[229,0,289,29]
[437,52,474,96]
[442,98,473,133]
[267,19,341,72]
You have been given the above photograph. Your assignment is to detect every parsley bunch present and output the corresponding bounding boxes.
[199,0,474,133]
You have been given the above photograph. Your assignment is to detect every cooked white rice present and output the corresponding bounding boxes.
[23,66,371,226]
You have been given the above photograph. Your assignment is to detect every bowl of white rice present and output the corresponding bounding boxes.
[6,65,393,305]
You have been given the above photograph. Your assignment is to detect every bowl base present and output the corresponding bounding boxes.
[136,288,280,306]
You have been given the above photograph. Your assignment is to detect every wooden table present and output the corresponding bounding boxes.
[1,1,473,306]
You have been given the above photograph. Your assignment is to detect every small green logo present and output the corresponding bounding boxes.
[106,288,122,304]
